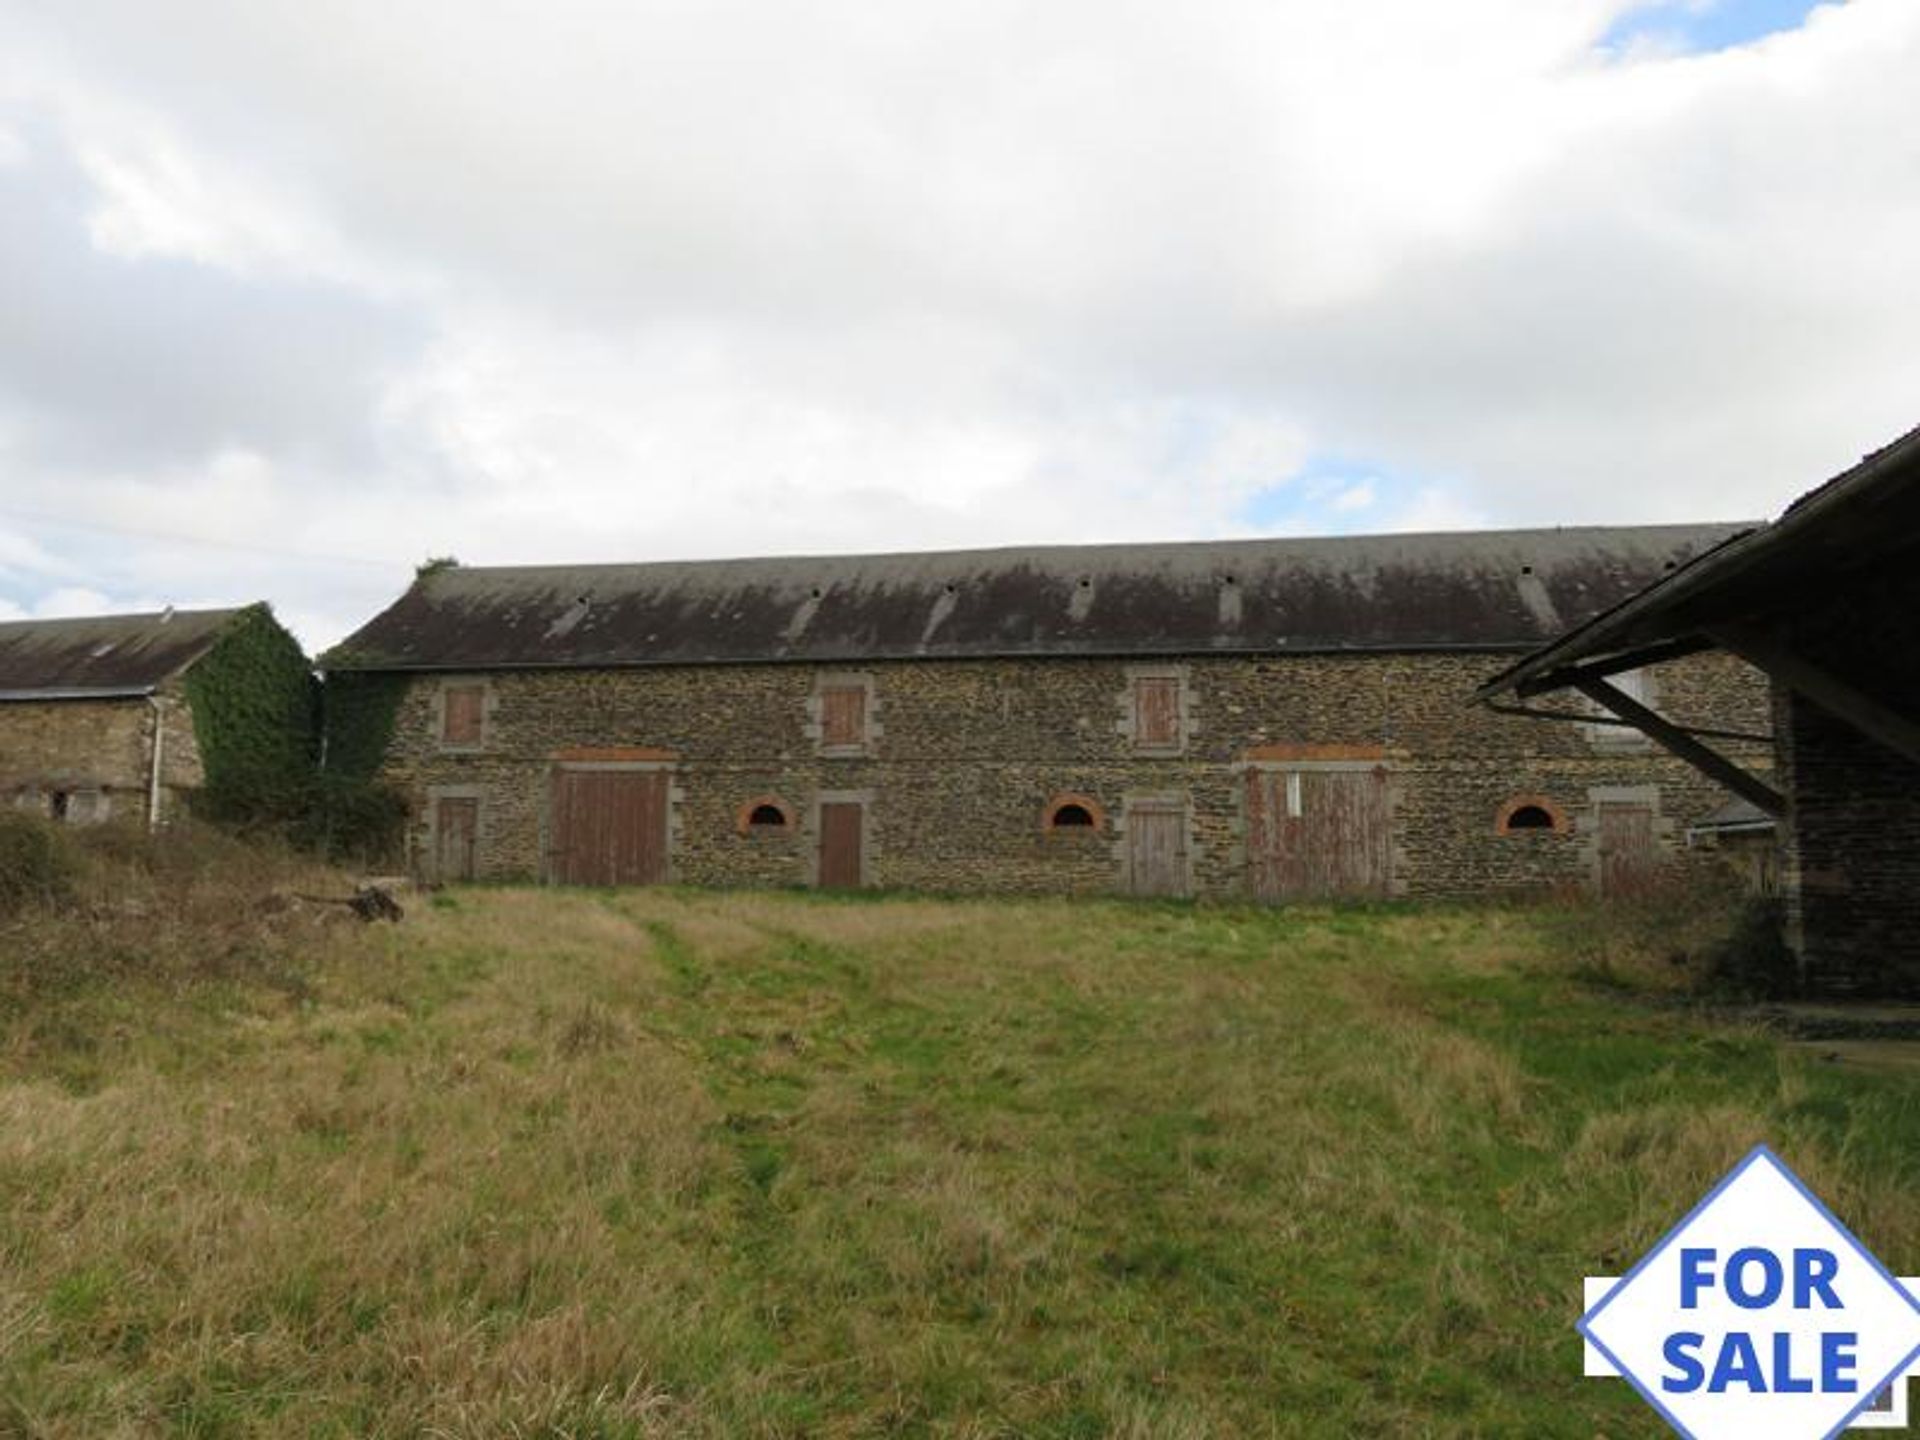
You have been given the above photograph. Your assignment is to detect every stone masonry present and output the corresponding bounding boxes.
[0,682,204,827]
[378,649,1770,899]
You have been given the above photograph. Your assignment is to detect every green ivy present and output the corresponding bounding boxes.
[183,604,318,808]
[320,671,408,781]
[182,607,407,862]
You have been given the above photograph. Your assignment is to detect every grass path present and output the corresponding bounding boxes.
[1,890,1914,1436]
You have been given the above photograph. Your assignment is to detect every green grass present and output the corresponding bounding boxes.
[0,888,1915,1437]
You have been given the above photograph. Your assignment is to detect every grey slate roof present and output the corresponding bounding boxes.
[322,526,1749,672]
[0,608,244,699]
[1688,797,1777,836]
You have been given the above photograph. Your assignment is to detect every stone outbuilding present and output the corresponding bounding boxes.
[1478,424,1920,995]
[322,527,1769,900]
[0,605,310,828]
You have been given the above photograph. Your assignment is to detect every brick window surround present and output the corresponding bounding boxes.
[1495,795,1569,835]
[1042,793,1107,833]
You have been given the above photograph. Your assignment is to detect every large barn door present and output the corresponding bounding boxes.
[817,801,866,889]
[1596,800,1657,897]
[1124,800,1190,897]
[1244,766,1391,900]
[549,768,670,887]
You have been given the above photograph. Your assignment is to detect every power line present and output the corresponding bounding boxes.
[0,506,405,570]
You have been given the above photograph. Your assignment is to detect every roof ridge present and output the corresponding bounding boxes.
[424,522,1755,579]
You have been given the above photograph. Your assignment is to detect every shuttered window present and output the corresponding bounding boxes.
[820,685,868,749]
[1132,676,1182,750]
[442,684,485,747]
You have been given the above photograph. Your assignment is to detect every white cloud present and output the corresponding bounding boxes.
[0,0,1912,650]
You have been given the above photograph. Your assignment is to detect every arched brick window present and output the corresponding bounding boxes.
[737,796,795,835]
[1043,793,1106,833]
[1496,795,1567,835]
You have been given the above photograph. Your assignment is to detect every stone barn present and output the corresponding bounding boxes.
[1479,424,1920,995]
[321,527,1768,900]
[0,605,312,828]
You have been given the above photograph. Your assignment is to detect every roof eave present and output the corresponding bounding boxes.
[1480,425,1920,703]
[0,686,158,702]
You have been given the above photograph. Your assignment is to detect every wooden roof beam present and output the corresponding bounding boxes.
[1508,634,1717,700]
[1573,675,1785,818]
[1715,624,1920,769]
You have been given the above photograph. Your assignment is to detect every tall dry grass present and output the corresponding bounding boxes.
[0,868,1910,1435]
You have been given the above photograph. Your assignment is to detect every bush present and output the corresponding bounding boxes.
[193,773,407,866]
[1,814,366,1007]
[288,775,408,865]
[1540,873,1803,1000]
[0,811,79,915]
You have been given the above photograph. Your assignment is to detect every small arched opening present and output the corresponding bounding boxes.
[737,796,796,836]
[1043,794,1106,834]
[1496,796,1567,835]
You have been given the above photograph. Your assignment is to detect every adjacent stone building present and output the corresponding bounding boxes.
[322,527,1769,900]
[1480,424,1920,995]
[0,605,310,828]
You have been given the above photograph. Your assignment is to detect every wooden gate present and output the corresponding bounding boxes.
[548,768,670,886]
[1124,800,1190,897]
[1244,766,1391,900]
[817,801,866,888]
[1596,801,1657,897]
[434,796,478,883]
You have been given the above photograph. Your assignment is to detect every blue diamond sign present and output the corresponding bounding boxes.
[1580,1145,1920,1438]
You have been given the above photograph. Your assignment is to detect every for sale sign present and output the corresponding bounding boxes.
[1580,1145,1920,1439]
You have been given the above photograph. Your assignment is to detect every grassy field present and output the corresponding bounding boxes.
[1,868,1916,1436]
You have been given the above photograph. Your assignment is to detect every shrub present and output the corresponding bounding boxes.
[1538,872,1807,1000]
[193,774,407,866]
[0,810,79,915]
[288,774,409,865]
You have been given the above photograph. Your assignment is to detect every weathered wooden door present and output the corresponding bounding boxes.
[1596,801,1657,897]
[817,801,865,888]
[549,768,670,886]
[1244,766,1391,900]
[1124,801,1189,897]
[435,797,478,882]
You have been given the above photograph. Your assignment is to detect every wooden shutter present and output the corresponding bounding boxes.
[820,686,868,748]
[442,685,485,746]
[1133,676,1181,749]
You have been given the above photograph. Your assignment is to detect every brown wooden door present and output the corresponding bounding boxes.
[817,801,865,888]
[435,797,478,882]
[549,768,670,886]
[1244,767,1391,901]
[1596,801,1657,897]
[1125,802,1189,897]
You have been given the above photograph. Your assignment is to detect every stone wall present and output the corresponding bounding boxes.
[1773,564,1920,995]
[370,649,1770,898]
[0,681,204,826]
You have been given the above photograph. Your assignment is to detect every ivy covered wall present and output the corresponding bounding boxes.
[183,604,318,810]
[319,672,408,782]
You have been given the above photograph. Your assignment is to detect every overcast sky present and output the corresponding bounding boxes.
[1,0,1915,649]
